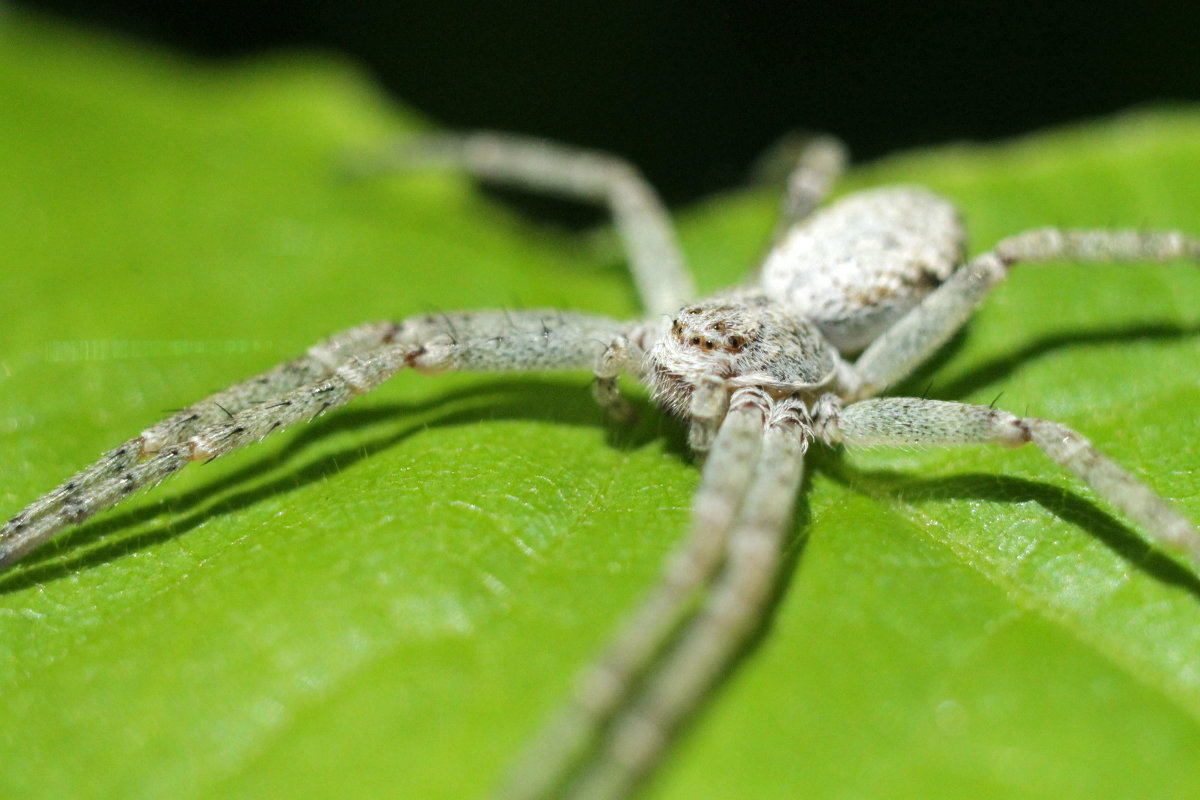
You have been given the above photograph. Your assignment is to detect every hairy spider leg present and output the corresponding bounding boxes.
[0,311,628,568]
[817,396,1200,574]
[496,387,776,800]
[568,392,810,800]
[852,229,1200,395]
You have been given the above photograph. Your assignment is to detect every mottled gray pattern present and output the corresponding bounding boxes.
[759,186,963,352]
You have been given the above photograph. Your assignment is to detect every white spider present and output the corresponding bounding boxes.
[3,132,1199,800]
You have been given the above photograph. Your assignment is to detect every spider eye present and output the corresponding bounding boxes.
[690,336,701,346]
[687,308,701,315]
[703,339,714,350]
[712,321,725,332]
[728,336,742,350]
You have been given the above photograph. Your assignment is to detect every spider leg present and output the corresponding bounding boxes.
[818,396,1200,575]
[0,322,405,562]
[686,375,731,454]
[850,228,1200,396]
[141,321,403,452]
[493,387,772,800]
[592,335,647,423]
[750,132,849,241]
[0,310,628,570]
[366,131,695,317]
[566,393,811,800]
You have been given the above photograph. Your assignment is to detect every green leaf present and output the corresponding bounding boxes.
[2,11,1200,800]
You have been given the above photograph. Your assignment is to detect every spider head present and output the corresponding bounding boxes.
[644,295,839,419]
[666,303,760,357]
[644,299,766,417]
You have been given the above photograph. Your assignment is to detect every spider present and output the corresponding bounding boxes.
[2,131,1199,800]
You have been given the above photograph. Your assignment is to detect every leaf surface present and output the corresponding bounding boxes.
[1,12,1199,800]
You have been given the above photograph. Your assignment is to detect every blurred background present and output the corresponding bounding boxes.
[12,0,1200,204]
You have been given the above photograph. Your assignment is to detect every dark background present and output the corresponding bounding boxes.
[17,1,1200,205]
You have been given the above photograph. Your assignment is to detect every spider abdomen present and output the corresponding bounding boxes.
[758,186,964,353]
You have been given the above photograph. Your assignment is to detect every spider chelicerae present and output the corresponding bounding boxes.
[3,131,1199,800]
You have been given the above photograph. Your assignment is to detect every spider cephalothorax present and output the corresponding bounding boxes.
[646,296,842,420]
